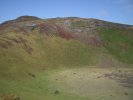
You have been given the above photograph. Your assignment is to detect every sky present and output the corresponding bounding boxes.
[0,0,133,25]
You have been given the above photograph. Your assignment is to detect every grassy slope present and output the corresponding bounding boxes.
[0,19,133,99]
[100,28,133,64]
[0,30,101,100]
[0,29,102,77]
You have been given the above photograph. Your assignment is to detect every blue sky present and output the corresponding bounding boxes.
[0,0,133,25]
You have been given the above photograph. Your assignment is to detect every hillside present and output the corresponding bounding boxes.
[0,16,133,100]
[0,16,133,69]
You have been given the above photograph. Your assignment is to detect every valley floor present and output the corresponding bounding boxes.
[0,67,133,100]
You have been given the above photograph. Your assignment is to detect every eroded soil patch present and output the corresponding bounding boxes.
[48,68,133,100]
[104,71,133,88]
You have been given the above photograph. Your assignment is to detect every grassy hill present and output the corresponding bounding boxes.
[0,16,133,100]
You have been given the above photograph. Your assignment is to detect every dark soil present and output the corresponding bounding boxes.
[104,72,133,88]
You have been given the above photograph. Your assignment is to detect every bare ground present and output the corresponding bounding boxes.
[48,67,133,100]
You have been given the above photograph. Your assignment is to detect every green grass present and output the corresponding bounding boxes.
[0,69,90,100]
[0,67,133,100]
[0,30,101,77]
[100,28,133,64]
